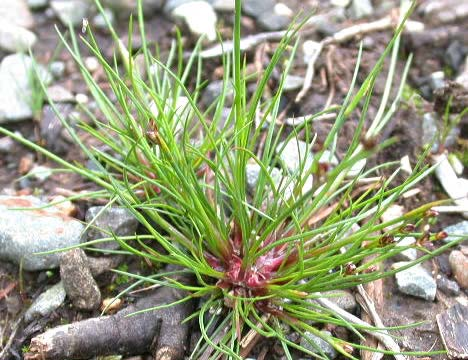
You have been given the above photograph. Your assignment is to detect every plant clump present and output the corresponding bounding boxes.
[0,0,461,358]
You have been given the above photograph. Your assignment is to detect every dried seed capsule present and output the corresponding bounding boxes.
[424,209,439,218]
[400,224,416,232]
[363,265,378,273]
[379,234,395,246]
[342,343,354,354]
[416,231,430,246]
[435,231,448,241]
[345,263,356,275]
[361,135,378,150]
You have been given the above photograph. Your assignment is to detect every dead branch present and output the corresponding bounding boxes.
[25,266,194,360]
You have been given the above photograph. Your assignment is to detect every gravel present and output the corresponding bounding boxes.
[171,1,217,41]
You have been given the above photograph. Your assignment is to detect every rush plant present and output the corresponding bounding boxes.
[0,0,459,358]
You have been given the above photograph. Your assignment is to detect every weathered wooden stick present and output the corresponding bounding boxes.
[25,267,194,360]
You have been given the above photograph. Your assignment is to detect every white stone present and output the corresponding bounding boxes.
[172,1,217,41]
[274,3,293,17]
[0,54,51,123]
[50,0,90,26]
[331,0,351,7]
[448,153,464,176]
[395,236,418,262]
[0,0,34,29]
[84,56,100,72]
[433,153,468,218]
[75,93,89,104]
[277,138,314,174]
[347,158,366,177]
[0,23,37,53]
[47,85,75,103]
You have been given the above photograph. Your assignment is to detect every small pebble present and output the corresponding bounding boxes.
[84,56,100,73]
[75,93,89,104]
[49,61,66,79]
[92,8,114,30]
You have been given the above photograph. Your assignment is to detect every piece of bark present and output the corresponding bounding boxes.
[436,303,468,359]
[360,262,385,360]
[25,266,194,360]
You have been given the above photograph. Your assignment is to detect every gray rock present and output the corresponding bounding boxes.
[171,1,217,41]
[28,0,49,10]
[256,11,290,31]
[282,75,304,92]
[203,80,234,107]
[421,0,468,24]
[104,0,163,16]
[395,237,418,262]
[436,274,460,296]
[0,0,34,29]
[300,331,337,359]
[349,0,373,19]
[0,136,15,153]
[85,206,139,250]
[92,8,115,30]
[422,112,439,152]
[40,104,74,154]
[245,163,282,194]
[242,0,275,18]
[443,221,468,244]
[27,165,53,183]
[277,138,314,174]
[0,195,84,271]
[395,263,436,301]
[60,248,101,310]
[50,0,91,26]
[0,23,37,53]
[49,61,66,79]
[322,290,357,313]
[47,85,75,103]
[445,40,466,72]
[429,71,445,91]
[0,54,52,123]
[24,282,66,322]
